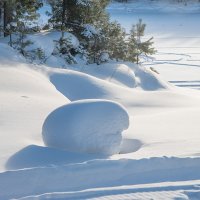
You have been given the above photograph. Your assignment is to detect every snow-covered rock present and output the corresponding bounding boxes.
[42,99,129,155]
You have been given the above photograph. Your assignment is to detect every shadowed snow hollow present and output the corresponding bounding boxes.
[42,100,129,155]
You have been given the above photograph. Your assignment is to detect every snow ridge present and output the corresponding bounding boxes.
[1,157,200,200]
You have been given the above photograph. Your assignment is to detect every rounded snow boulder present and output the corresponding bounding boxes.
[42,99,129,155]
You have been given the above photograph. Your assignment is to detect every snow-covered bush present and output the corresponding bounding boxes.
[26,48,46,63]
[51,32,90,65]
[81,24,99,39]
[2,0,43,60]
[76,0,91,6]
[47,0,112,65]
[52,37,77,64]
[1,1,156,65]
[42,99,129,155]
[99,52,110,63]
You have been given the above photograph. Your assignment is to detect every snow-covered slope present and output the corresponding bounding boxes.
[1,42,200,199]
[0,44,69,172]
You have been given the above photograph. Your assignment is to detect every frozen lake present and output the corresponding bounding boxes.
[108,2,200,89]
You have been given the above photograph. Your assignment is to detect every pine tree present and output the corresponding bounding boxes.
[127,19,156,64]
[0,0,14,37]
[5,0,42,53]
[103,21,127,61]
[47,0,111,64]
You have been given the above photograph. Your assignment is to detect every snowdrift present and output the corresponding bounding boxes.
[1,1,200,199]
[1,157,200,200]
[42,99,129,155]
[69,62,169,90]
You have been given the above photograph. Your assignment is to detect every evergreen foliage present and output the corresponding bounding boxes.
[53,35,78,64]
[127,19,156,64]
[103,21,127,61]
[3,0,42,56]
[0,0,156,65]
[47,0,112,64]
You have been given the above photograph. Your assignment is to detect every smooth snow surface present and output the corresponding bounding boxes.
[42,99,129,155]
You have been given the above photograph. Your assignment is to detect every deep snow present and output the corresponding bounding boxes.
[1,1,200,199]
[42,99,129,155]
[1,44,200,199]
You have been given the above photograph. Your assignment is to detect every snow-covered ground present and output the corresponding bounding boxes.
[108,0,200,89]
[1,1,200,199]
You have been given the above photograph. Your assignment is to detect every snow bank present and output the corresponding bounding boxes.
[42,99,129,155]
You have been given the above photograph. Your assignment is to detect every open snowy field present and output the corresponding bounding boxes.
[108,0,200,89]
[1,1,200,199]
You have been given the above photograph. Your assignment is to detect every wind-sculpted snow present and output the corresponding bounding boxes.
[1,157,200,200]
[6,145,105,170]
[13,186,200,200]
[49,70,113,101]
[42,99,129,155]
[128,62,169,90]
[1,2,200,199]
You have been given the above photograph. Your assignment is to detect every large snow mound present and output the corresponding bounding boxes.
[42,99,129,155]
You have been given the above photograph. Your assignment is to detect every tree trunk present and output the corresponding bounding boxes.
[136,54,139,64]
[9,32,12,47]
[61,0,67,38]
[3,1,8,37]
[0,4,2,37]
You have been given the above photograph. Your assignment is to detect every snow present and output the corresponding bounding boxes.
[1,157,200,199]
[108,0,200,89]
[99,52,109,62]
[6,145,104,170]
[82,24,98,38]
[0,43,25,64]
[0,43,69,172]
[42,99,129,155]
[0,31,80,66]
[76,0,91,6]
[9,182,200,200]
[1,0,200,199]
[25,31,80,57]
[108,0,200,14]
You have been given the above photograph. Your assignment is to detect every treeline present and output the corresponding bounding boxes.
[0,0,155,65]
